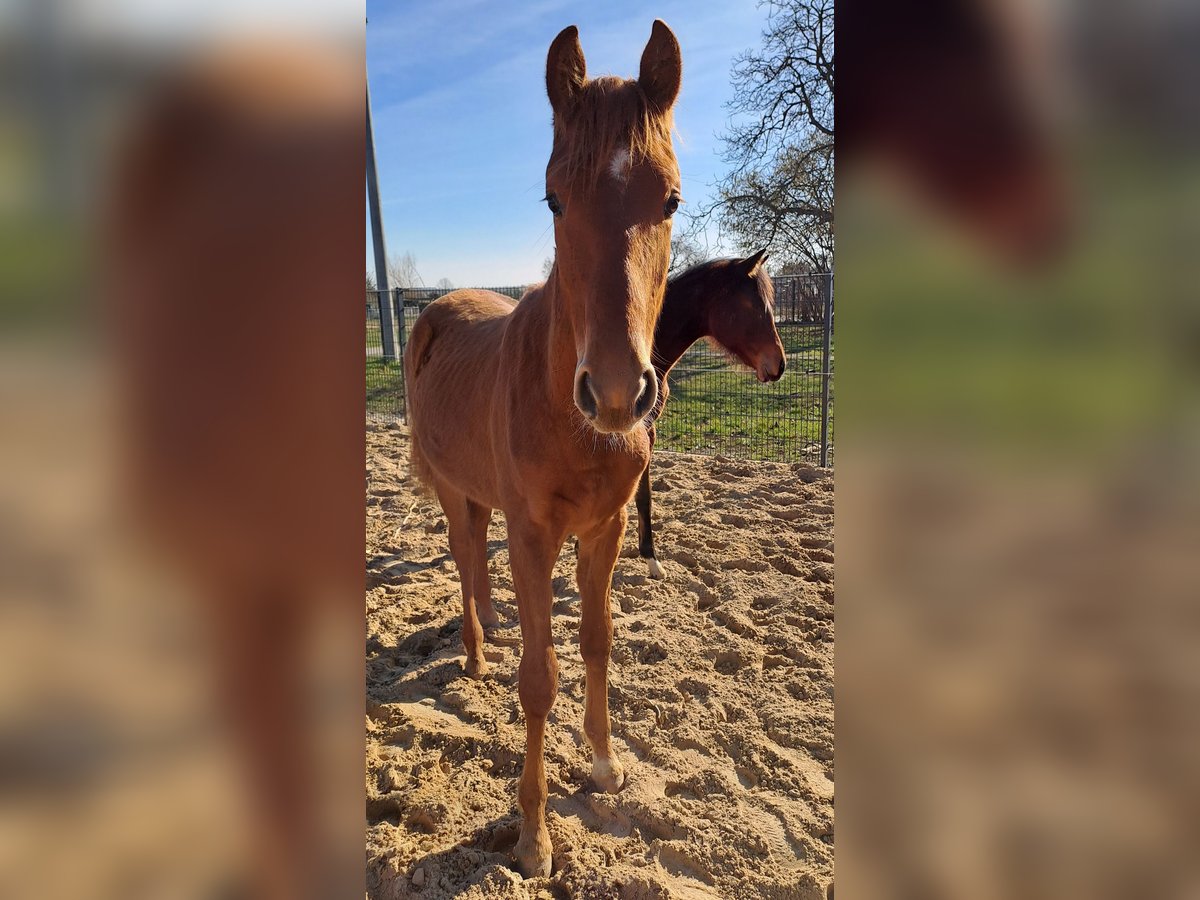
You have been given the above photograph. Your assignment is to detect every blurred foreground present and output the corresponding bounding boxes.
[1,3,363,898]
[840,0,1200,897]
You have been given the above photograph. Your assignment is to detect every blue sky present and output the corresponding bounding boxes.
[366,0,768,287]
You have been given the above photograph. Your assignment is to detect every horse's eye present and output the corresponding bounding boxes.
[664,192,682,217]
[545,193,563,217]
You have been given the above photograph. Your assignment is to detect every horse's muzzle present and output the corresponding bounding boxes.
[757,354,785,383]
[574,366,657,433]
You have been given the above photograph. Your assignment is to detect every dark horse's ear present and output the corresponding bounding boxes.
[741,248,769,278]
[547,25,587,116]
[639,20,681,114]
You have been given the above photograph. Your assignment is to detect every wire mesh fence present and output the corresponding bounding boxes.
[366,273,833,466]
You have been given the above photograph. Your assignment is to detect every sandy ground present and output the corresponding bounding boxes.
[366,423,834,899]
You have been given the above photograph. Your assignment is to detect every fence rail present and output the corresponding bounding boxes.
[367,274,833,466]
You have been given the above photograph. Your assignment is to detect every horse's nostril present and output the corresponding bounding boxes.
[575,370,598,419]
[633,369,657,419]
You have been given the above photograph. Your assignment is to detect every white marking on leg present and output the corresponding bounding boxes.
[646,557,664,579]
[608,146,630,183]
[592,752,625,792]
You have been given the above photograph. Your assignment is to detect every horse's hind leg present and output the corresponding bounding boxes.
[636,425,664,578]
[439,487,488,677]
[577,508,627,792]
[634,462,663,578]
[470,503,500,627]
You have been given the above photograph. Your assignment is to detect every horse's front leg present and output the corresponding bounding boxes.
[507,518,561,878]
[576,508,627,792]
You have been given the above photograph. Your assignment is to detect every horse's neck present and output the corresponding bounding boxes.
[517,275,578,410]
[654,272,711,375]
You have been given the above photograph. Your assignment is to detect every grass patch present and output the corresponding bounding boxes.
[367,356,405,416]
[365,316,834,464]
[654,326,832,464]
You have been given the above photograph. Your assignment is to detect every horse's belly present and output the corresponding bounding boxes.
[407,304,508,506]
[421,428,499,504]
[412,384,500,503]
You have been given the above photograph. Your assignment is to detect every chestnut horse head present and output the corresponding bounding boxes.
[544,21,682,433]
[708,249,786,383]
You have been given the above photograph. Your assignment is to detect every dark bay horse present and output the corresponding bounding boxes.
[404,22,682,878]
[636,251,786,577]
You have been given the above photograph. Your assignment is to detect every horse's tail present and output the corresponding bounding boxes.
[402,314,437,494]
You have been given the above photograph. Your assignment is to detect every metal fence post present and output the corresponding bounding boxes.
[366,86,396,362]
[375,291,395,361]
[393,288,408,422]
[818,272,834,467]
[393,288,407,352]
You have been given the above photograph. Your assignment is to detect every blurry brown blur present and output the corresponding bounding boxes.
[839,0,1200,897]
[1,3,363,898]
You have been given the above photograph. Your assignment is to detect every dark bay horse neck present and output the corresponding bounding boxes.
[636,252,786,577]
[652,267,714,375]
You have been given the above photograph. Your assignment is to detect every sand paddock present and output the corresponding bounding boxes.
[366,423,833,899]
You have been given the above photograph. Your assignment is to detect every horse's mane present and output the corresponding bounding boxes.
[665,258,734,290]
[666,257,776,315]
[549,75,675,191]
[753,264,776,315]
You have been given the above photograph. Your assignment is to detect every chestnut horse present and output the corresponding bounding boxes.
[107,46,361,899]
[636,250,786,577]
[404,22,682,877]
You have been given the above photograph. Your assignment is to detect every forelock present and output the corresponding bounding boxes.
[547,76,675,191]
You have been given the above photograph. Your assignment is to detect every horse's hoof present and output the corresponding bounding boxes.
[514,827,553,878]
[646,557,664,579]
[591,754,626,793]
[478,607,501,629]
[464,655,489,679]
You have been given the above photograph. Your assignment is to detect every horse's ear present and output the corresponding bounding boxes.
[547,25,587,116]
[639,20,681,114]
[741,248,769,278]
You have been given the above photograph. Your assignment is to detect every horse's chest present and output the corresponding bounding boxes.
[523,450,645,529]
[574,465,637,506]
[548,472,632,528]
[505,416,648,524]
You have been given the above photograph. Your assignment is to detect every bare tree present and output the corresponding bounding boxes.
[716,137,833,270]
[669,234,705,276]
[387,251,423,288]
[541,256,554,279]
[435,277,454,291]
[683,0,833,271]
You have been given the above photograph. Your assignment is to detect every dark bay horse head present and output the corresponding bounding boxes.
[709,249,786,383]
[841,0,1069,264]
[544,21,682,434]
